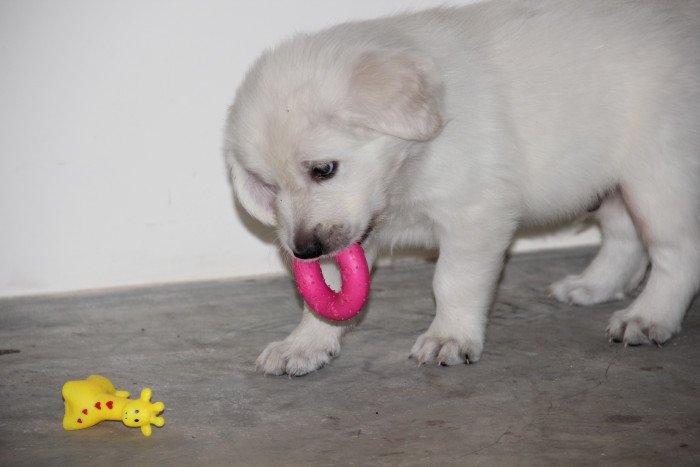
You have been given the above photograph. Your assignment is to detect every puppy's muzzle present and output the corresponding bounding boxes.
[292,233,325,260]
[292,224,352,260]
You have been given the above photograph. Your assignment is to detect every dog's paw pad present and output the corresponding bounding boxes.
[606,313,626,342]
[647,325,673,346]
[621,319,650,346]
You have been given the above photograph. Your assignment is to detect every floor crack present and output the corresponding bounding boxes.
[462,426,512,457]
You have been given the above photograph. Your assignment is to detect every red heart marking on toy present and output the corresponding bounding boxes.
[94,402,101,410]
[106,401,113,409]
[77,418,83,424]
[82,409,88,415]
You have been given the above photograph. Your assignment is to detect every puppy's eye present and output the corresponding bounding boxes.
[310,161,337,181]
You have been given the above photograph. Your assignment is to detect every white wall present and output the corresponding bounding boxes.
[0,0,599,297]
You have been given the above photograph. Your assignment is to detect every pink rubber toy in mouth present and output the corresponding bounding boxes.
[292,243,370,321]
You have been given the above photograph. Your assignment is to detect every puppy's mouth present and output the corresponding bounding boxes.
[316,220,374,259]
[291,217,377,261]
[358,219,375,246]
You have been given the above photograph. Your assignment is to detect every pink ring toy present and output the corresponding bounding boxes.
[292,243,370,321]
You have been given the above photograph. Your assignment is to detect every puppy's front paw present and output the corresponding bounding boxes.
[256,335,340,377]
[409,331,483,366]
[606,309,679,346]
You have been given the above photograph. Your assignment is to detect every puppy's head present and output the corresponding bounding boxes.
[225,36,444,259]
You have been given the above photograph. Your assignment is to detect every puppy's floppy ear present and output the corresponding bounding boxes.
[343,49,444,141]
[227,156,277,226]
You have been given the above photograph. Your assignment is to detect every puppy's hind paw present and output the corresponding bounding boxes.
[550,275,624,306]
[606,309,677,347]
[409,332,482,366]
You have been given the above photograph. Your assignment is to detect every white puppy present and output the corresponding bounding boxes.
[224,1,700,376]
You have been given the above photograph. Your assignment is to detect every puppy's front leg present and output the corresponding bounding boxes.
[411,225,512,366]
[256,245,377,376]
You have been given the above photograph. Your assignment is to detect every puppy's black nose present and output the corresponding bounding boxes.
[293,236,324,260]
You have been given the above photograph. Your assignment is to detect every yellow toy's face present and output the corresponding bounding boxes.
[122,401,150,427]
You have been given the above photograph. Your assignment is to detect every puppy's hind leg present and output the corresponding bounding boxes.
[607,125,700,345]
[551,191,649,306]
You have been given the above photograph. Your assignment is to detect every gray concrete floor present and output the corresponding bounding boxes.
[1,248,698,466]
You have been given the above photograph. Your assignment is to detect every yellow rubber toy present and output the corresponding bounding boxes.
[62,375,165,437]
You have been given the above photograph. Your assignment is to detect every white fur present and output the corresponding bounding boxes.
[225,0,700,375]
